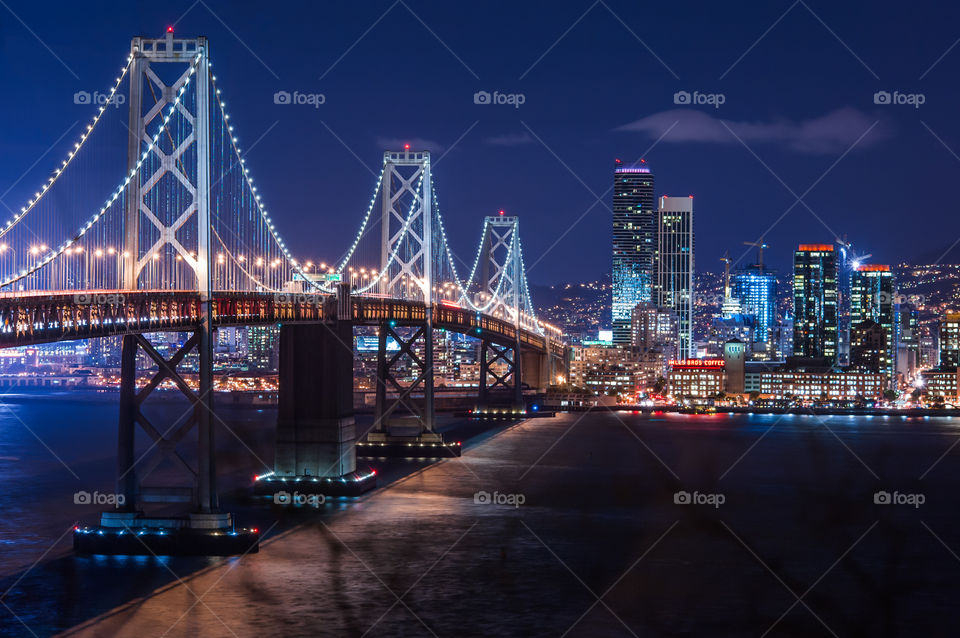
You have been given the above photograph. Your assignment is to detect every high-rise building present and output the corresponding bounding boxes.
[611,159,655,345]
[777,313,795,359]
[246,325,280,372]
[630,302,679,357]
[849,265,896,382]
[656,196,695,358]
[793,244,838,363]
[731,265,777,356]
[940,313,960,370]
[850,319,887,373]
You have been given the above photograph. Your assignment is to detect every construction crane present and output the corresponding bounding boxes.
[835,237,871,269]
[743,241,768,272]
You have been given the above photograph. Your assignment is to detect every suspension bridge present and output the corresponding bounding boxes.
[1,31,565,555]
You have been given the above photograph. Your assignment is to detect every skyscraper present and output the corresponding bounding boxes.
[656,195,694,358]
[793,244,838,363]
[850,264,896,382]
[611,159,655,345]
[731,265,777,356]
[940,313,960,370]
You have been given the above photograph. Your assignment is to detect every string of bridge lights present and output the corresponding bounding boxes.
[0,54,202,289]
[209,67,325,293]
[431,185,527,320]
[351,173,427,296]
[0,56,135,242]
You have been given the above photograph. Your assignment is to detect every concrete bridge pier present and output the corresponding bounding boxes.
[257,283,376,497]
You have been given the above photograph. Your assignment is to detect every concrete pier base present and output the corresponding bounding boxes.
[74,511,258,556]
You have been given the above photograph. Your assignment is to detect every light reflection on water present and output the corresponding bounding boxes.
[1,397,960,635]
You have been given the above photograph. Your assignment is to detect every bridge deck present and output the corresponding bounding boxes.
[0,290,562,355]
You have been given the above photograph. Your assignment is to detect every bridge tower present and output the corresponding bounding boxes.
[367,150,448,451]
[106,31,235,542]
[477,215,525,410]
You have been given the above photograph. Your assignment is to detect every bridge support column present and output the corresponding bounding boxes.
[476,338,525,417]
[258,284,376,497]
[359,315,460,458]
[76,329,257,556]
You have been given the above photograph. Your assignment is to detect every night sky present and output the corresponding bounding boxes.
[2,0,960,283]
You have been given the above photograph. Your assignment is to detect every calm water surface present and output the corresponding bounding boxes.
[2,393,960,636]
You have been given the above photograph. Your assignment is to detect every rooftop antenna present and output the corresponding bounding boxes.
[720,252,732,297]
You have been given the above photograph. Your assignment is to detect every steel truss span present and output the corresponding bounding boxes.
[0,291,562,356]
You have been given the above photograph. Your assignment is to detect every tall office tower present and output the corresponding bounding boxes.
[656,195,695,358]
[611,159,655,345]
[731,265,777,356]
[850,265,896,383]
[940,313,960,369]
[793,244,838,363]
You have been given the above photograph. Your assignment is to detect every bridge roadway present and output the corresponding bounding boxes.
[0,289,562,356]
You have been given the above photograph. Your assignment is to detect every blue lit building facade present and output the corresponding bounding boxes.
[611,160,655,345]
[731,266,777,356]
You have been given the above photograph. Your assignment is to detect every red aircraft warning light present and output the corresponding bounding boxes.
[167,26,174,33]
[499,209,505,215]
[403,143,410,150]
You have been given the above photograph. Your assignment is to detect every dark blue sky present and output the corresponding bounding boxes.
[2,0,960,283]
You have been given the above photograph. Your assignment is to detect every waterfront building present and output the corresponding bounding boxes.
[921,368,960,404]
[667,358,724,399]
[756,369,888,402]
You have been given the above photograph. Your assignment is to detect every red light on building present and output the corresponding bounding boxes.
[167,26,174,33]
[797,244,834,252]
[855,264,890,272]
[403,143,410,150]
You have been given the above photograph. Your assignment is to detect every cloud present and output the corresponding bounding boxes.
[375,137,445,153]
[616,107,886,154]
[483,132,535,146]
